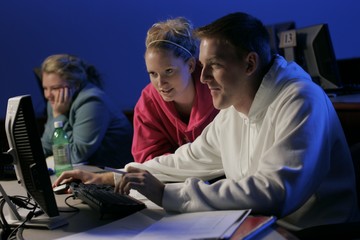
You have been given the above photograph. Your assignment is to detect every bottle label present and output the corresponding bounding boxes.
[52,143,72,176]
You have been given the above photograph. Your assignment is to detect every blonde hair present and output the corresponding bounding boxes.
[41,54,103,89]
[145,17,198,61]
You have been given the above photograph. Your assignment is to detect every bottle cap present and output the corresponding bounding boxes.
[54,121,63,128]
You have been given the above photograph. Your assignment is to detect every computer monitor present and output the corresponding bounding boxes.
[4,94,67,229]
[292,24,342,90]
[266,21,296,56]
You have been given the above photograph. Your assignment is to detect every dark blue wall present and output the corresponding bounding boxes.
[1,1,359,118]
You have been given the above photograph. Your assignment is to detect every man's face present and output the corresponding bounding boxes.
[199,38,249,110]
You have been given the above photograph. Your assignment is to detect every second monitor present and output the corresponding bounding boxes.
[279,24,342,91]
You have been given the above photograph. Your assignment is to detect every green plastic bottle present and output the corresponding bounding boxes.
[52,121,73,177]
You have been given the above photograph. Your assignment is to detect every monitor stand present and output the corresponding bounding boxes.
[0,184,68,229]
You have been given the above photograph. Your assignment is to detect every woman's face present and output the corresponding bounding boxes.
[42,73,70,107]
[145,48,195,103]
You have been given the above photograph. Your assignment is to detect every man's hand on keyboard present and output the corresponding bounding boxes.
[116,166,165,207]
[52,168,165,209]
[52,169,115,191]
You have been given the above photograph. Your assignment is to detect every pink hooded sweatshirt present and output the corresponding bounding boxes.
[132,65,219,163]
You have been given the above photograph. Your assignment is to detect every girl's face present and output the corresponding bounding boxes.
[145,48,195,103]
[42,73,71,107]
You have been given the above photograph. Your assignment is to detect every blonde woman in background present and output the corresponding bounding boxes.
[41,54,133,168]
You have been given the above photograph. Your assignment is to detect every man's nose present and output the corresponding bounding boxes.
[200,66,211,84]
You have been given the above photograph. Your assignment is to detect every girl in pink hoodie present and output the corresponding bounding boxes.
[132,17,219,163]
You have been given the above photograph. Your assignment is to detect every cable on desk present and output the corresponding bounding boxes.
[8,195,36,210]
[0,197,12,238]
[0,195,40,240]
[7,206,37,240]
[60,194,80,213]
[15,227,25,240]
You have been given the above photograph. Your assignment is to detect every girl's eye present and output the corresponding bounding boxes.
[149,72,158,78]
[51,87,61,92]
[165,69,173,75]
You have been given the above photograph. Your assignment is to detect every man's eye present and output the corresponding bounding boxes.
[211,63,222,68]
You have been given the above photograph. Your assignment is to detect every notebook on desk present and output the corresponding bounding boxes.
[56,209,252,240]
[133,209,251,240]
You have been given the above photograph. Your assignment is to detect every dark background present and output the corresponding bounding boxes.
[1,0,359,118]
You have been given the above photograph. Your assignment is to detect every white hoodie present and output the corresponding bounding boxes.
[126,55,360,230]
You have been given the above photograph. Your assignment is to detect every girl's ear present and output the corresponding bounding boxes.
[188,57,196,73]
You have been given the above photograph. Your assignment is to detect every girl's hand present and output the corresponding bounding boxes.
[52,86,74,117]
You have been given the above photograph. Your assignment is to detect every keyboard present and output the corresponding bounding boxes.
[70,182,146,218]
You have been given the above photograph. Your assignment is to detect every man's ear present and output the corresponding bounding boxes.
[245,52,259,75]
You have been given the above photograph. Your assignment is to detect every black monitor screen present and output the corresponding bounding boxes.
[5,95,66,228]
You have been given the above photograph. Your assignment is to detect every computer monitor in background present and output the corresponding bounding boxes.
[337,57,360,88]
[266,21,296,56]
[285,24,342,90]
[5,95,67,229]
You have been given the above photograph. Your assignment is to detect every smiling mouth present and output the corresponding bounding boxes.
[160,88,173,94]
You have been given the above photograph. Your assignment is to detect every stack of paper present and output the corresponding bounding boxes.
[133,209,251,240]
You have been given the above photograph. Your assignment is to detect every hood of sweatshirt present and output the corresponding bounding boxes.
[247,55,313,121]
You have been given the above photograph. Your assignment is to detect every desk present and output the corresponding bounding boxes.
[330,93,360,145]
[0,163,297,239]
[0,167,166,239]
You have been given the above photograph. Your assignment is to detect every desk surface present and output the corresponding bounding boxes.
[329,93,360,145]
[330,93,360,109]
[0,164,295,240]
[329,93,360,103]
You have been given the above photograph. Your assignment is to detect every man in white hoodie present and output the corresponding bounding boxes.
[54,12,360,235]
